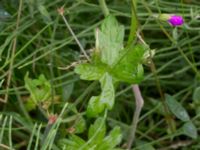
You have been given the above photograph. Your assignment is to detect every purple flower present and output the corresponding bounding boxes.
[168,15,184,26]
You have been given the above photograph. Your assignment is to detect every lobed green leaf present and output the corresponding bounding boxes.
[98,126,122,150]
[99,73,115,109]
[98,15,125,67]
[24,73,51,111]
[88,117,106,145]
[111,44,146,83]
[86,96,104,118]
[86,73,115,117]
[75,63,106,81]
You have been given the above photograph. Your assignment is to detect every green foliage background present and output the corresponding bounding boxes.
[0,0,200,149]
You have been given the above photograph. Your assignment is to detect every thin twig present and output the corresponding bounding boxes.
[58,7,91,62]
[158,140,193,150]
[0,144,15,150]
[2,0,23,103]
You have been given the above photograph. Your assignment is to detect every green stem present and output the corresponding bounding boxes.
[149,60,176,132]
[127,0,138,46]
[99,0,110,17]
[126,1,146,148]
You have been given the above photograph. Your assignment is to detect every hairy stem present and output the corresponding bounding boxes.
[149,60,176,132]
[127,0,138,46]
[127,84,144,149]
[139,0,177,132]
[99,0,110,17]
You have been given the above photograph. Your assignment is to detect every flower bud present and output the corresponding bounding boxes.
[48,114,57,125]
[158,14,184,26]
[167,15,184,26]
[158,14,171,21]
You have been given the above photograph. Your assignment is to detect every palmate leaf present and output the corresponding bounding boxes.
[75,44,146,84]
[75,15,147,117]
[97,126,122,150]
[111,44,146,83]
[88,117,106,145]
[99,72,115,109]
[86,73,115,117]
[74,63,106,81]
[98,15,125,67]
[60,118,122,150]
[25,73,51,103]
[74,116,86,134]
[24,73,51,111]
[69,134,86,147]
[75,15,146,84]
[86,96,104,118]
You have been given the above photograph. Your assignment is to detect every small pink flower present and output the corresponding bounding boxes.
[168,15,184,26]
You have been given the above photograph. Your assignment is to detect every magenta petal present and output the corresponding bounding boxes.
[168,15,184,26]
